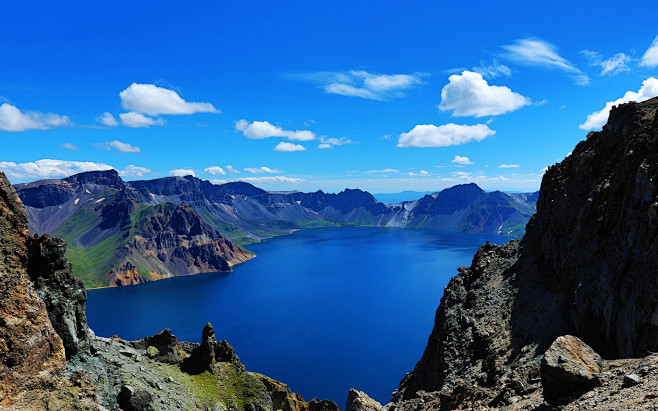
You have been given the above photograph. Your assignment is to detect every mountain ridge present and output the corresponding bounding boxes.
[13,173,537,288]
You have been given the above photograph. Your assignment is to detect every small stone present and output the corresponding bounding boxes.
[157,382,164,390]
[623,374,641,387]
[167,376,174,383]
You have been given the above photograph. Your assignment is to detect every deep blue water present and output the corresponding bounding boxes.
[86,227,508,406]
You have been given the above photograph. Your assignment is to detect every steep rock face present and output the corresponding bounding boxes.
[26,233,92,357]
[526,99,658,358]
[394,97,658,404]
[0,172,66,404]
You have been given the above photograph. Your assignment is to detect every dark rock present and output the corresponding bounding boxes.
[623,373,641,387]
[182,322,241,374]
[25,233,91,358]
[307,398,340,411]
[346,389,382,411]
[541,335,602,403]
[117,385,154,411]
[132,328,187,364]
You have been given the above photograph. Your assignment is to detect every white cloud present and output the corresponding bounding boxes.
[439,71,530,117]
[94,140,141,153]
[291,70,426,101]
[579,77,658,130]
[274,142,306,152]
[0,159,112,179]
[119,165,151,178]
[451,155,474,165]
[169,168,195,177]
[404,170,431,177]
[204,166,226,175]
[499,164,520,168]
[365,168,399,174]
[472,60,512,78]
[225,165,240,173]
[237,176,304,184]
[60,142,79,151]
[119,111,165,128]
[441,171,509,183]
[244,166,282,174]
[209,179,229,185]
[397,123,495,148]
[640,35,658,67]
[119,83,219,116]
[235,120,316,141]
[97,112,119,127]
[581,50,631,76]
[317,136,353,149]
[0,103,71,132]
[502,38,589,85]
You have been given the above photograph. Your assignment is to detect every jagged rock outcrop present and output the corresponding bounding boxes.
[346,389,382,411]
[392,97,658,408]
[182,322,243,374]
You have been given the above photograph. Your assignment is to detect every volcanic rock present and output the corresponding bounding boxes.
[540,335,602,403]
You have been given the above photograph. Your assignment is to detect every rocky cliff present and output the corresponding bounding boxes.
[0,171,338,410]
[103,201,253,287]
[384,97,658,409]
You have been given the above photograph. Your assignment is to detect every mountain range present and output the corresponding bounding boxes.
[14,172,537,287]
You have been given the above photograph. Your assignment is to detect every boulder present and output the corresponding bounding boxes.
[541,335,602,403]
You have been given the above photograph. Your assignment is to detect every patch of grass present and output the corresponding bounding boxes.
[52,206,100,245]
[65,231,125,288]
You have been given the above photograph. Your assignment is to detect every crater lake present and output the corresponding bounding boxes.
[86,227,509,405]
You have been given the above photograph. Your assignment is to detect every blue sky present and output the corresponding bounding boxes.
[2,1,658,193]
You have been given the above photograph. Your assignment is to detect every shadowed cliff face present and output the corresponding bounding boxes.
[526,99,658,358]
[393,97,658,403]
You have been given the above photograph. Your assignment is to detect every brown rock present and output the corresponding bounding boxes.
[346,389,382,411]
[541,335,602,403]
